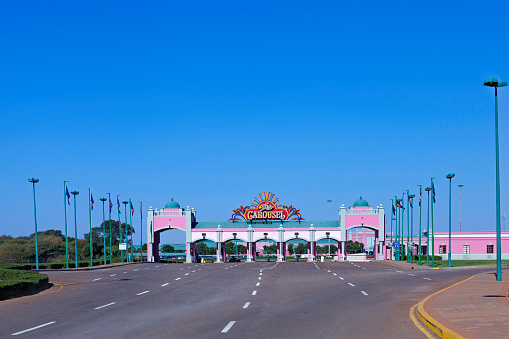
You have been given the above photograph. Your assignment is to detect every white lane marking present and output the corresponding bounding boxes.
[134,269,139,271]
[423,277,432,280]
[164,264,168,265]
[408,274,415,276]
[361,291,368,296]
[256,282,260,286]
[260,273,262,275]
[94,302,116,310]
[11,321,56,336]
[180,268,183,270]
[225,268,229,270]
[161,283,169,287]
[192,270,196,272]
[123,272,127,273]
[258,277,261,280]
[175,277,181,280]
[221,321,236,333]
[195,264,199,266]
[260,269,263,272]
[339,277,344,280]
[155,266,159,267]
[110,274,116,276]
[396,270,403,273]
[333,273,337,276]
[348,283,355,286]
[185,273,189,275]
[243,302,250,309]
[327,270,331,272]
[136,291,150,296]
[93,278,101,281]
[362,268,366,270]
[145,268,149,269]
[252,290,257,295]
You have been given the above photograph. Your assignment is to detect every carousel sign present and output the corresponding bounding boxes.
[229,192,304,222]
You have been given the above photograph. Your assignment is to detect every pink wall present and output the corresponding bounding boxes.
[345,215,379,229]
[153,215,186,232]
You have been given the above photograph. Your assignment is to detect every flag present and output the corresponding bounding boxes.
[109,199,113,213]
[432,181,436,203]
[392,202,396,216]
[409,197,413,208]
[66,187,70,205]
[117,197,121,213]
[419,186,422,207]
[90,193,94,210]
[130,201,134,216]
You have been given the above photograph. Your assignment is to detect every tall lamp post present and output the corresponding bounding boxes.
[64,181,70,269]
[485,77,506,281]
[425,187,431,266]
[327,200,332,221]
[122,201,128,262]
[100,198,107,265]
[446,173,455,267]
[394,196,399,260]
[88,188,93,267]
[458,185,464,232]
[129,199,133,262]
[417,185,422,265]
[139,202,143,262]
[71,191,79,268]
[28,178,40,269]
[117,195,122,262]
[409,194,415,264]
[430,178,436,267]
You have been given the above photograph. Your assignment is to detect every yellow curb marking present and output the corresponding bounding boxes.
[410,273,483,339]
[409,303,435,339]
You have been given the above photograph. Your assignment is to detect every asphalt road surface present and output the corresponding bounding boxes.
[0,261,490,338]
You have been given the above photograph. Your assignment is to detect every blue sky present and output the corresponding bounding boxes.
[1,1,508,245]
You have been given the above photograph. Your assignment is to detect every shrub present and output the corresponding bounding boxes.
[0,269,49,300]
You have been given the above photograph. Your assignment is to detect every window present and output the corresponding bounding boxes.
[487,245,494,254]
[439,245,446,254]
[463,245,470,254]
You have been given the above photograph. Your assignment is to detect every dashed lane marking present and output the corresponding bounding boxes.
[256,282,260,286]
[221,321,236,333]
[348,283,355,286]
[423,277,432,280]
[409,274,415,276]
[243,302,250,309]
[175,278,181,280]
[93,278,101,281]
[339,277,344,280]
[11,321,56,336]
[185,273,189,275]
[252,291,257,295]
[396,270,403,273]
[161,283,169,287]
[136,291,150,296]
[94,302,116,310]
[333,273,337,276]
[110,274,116,276]
[361,291,368,296]
[258,277,261,280]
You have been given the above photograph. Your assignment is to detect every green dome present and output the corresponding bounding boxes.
[164,198,181,209]
[353,196,369,207]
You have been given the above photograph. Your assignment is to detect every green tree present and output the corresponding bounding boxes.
[287,244,294,254]
[294,243,307,254]
[263,244,277,254]
[160,244,175,253]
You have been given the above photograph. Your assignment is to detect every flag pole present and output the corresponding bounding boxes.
[418,185,422,265]
[431,177,436,267]
[108,193,112,264]
[100,197,107,265]
[64,181,69,269]
[118,195,122,263]
[89,188,93,267]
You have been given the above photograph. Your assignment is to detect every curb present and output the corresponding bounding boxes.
[411,274,483,339]
[35,262,141,272]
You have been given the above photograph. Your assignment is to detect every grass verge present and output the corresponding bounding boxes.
[0,268,49,300]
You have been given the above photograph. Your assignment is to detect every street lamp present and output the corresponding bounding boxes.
[485,77,507,281]
[100,198,107,265]
[458,185,464,232]
[327,200,332,221]
[28,178,40,269]
[446,173,455,267]
[71,191,79,268]
[425,187,432,266]
[430,178,436,267]
[409,194,415,264]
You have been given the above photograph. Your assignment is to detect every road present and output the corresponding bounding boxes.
[0,261,490,338]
